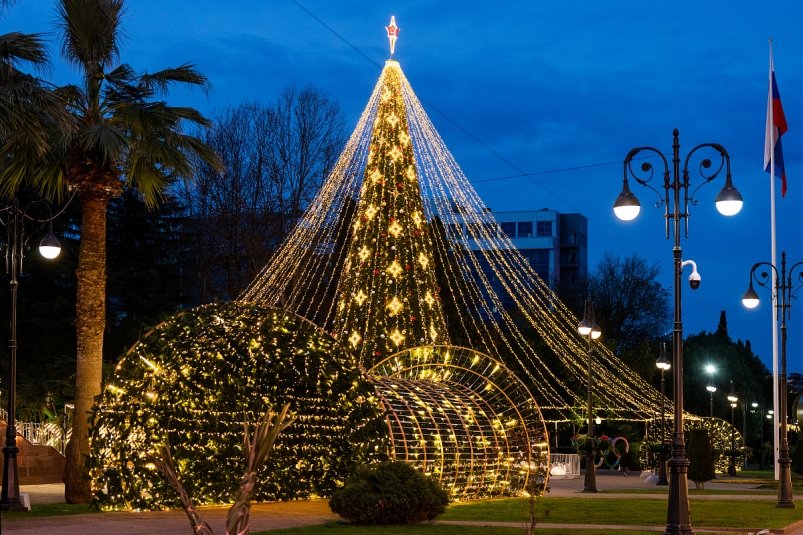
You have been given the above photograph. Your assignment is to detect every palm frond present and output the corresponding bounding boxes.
[54,83,87,114]
[104,63,135,86]
[140,63,210,97]
[1,32,50,72]
[57,0,123,68]
[80,122,127,162]
[1,72,74,162]
[165,106,212,128]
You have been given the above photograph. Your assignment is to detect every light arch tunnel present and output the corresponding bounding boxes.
[369,345,550,500]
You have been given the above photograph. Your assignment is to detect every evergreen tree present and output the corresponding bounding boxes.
[105,190,189,358]
[687,428,715,489]
[334,60,447,367]
[716,310,728,336]
[683,315,771,420]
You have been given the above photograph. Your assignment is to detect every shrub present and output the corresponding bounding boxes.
[329,461,449,524]
[687,428,715,489]
[792,442,803,475]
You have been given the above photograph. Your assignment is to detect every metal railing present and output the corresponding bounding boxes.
[0,409,70,454]
[549,453,581,479]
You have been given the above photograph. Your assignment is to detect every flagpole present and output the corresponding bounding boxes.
[768,38,780,481]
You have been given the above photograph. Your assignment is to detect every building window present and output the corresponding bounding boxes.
[484,222,499,238]
[518,221,532,238]
[536,220,552,238]
[531,249,550,281]
[447,223,462,238]
[500,222,516,238]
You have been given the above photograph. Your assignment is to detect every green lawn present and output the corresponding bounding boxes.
[258,496,802,535]
[440,497,802,529]
[260,524,657,535]
[0,502,97,520]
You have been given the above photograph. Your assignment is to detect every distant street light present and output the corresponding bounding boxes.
[705,365,717,419]
[741,251,800,509]
[614,129,742,535]
[577,298,601,493]
[655,342,671,486]
[1,199,62,511]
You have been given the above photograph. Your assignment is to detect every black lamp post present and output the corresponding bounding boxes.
[577,298,601,493]
[742,250,800,509]
[727,381,738,476]
[614,129,743,535]
[0,199,62,511]
[655,342,671,486]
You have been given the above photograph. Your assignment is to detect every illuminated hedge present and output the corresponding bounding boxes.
[90,302,386,510]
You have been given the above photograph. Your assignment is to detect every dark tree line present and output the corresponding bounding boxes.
[1,90,346,421]
[179,87,345,302]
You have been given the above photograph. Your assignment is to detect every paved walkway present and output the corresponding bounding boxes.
[3,471,801,534]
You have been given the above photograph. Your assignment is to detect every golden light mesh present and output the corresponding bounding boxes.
[369,345,548,499]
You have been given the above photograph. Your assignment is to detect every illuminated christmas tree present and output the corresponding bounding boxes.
[334,55,448,366]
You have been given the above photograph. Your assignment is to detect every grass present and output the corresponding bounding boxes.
[257,523,657,535]
[0,502,98,520]
[440,497,802,529]
[601,487,775,495]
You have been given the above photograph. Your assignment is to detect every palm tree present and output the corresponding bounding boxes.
[0,0,220,502]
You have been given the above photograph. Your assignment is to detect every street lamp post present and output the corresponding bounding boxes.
[750,401,761,468]
[705,365,717,419]
[1,199,62,511]
[577,298,601,493]
[742,250,800,509]
[614,129,743,535]
[727,381,738,476]
[656,342,671,486]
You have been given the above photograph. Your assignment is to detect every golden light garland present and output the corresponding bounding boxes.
[91,24,753,511]
[370,345,548,500]
[90,303,386,510]
[238,57,669,423]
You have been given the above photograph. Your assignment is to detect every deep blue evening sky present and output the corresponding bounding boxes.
[5,1,803,383]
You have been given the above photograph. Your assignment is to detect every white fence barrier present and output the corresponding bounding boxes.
[549,453,580,479]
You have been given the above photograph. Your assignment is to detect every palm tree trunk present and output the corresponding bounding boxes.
[64,192,108,503]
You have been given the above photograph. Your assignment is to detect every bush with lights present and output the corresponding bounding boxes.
[90,302,387,510]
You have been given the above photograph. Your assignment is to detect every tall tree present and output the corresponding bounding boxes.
[180,91,344,302]
[587,252,671,378]
[683,312,771,419]
[0,0,219,502]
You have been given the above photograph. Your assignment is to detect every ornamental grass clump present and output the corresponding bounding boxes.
[329,461,449,525]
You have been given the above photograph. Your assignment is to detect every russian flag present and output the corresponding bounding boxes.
[764,52,788,197]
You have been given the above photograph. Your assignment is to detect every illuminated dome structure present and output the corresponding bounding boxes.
[91,303,385,509]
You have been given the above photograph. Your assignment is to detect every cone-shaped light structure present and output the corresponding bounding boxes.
[334,59,448,366]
